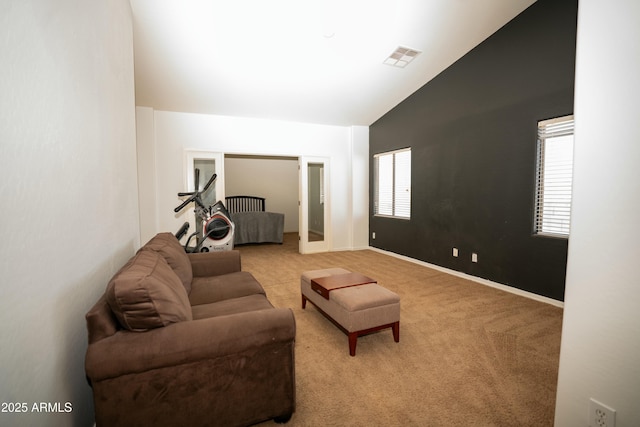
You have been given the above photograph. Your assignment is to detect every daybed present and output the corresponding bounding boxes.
[226,195,285,245]
[84,232,296,427]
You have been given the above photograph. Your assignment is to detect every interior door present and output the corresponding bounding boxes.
[299,156,330,254]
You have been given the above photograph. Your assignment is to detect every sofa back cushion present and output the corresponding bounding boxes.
[106,250,193,331]
[141,232,193,293]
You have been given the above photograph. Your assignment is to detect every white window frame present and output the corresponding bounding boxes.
[534,115,574,237]
[374,148,411,219]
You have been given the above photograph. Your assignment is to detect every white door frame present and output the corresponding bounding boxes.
[299,156,330,254]
[183,150,225,232]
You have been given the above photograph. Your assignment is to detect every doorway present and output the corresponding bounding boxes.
[189,153,330,254]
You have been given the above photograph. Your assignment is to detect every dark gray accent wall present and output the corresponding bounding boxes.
[369,0,577,301]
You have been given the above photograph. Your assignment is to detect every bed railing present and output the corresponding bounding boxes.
[225,196,266,213]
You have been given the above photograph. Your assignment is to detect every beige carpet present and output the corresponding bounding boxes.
[239,233,563,426]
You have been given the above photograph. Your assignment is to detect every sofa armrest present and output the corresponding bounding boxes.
[188,250,241,277]
[85,307,295,382]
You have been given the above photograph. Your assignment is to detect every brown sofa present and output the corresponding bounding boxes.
[85,233,296,427]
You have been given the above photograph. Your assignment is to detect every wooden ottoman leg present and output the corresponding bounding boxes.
[302,294,307,309]
[348,332,358,357]
[392,321,400,343]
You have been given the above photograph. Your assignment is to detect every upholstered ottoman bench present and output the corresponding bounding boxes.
[301,268,400,356]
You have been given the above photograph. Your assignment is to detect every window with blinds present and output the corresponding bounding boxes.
[374,148,411,219]
[534,115,574,237]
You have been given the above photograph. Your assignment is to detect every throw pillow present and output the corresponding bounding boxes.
[106,250,192,331]
[141,232,193,293]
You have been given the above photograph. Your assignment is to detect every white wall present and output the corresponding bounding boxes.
[136,106,157,242]
[350,126,370,250]
[137,108,369,251]
[554,1,640,426]
[0,1,138,426]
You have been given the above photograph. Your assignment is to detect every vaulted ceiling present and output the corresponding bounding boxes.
[130,0,536,126]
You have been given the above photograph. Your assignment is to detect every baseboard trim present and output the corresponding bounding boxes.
[368,247,564,308]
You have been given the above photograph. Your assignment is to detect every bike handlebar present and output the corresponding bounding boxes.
[173,172,218,213]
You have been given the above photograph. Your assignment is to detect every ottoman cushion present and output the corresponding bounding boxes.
[331,284,400,311]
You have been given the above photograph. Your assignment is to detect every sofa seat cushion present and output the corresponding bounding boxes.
[191,294,274,320]
[141,232,193,293]
[106,250,193,331]
[189,271,265,306]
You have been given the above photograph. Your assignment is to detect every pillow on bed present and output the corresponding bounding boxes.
[106,250,192,332]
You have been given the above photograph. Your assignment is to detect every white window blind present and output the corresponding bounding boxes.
[374,148,411,219]
[534,115,574,236]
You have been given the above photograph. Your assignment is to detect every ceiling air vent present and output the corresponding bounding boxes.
[383,46,421,68]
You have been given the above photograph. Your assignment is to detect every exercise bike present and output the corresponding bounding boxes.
[174,169,234,253]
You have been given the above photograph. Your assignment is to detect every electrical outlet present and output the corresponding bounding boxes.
[589,398,616,427]
[453,248,458,257]
[472,253,478,263]
[372,232,376,239]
